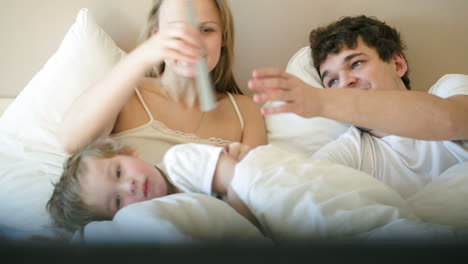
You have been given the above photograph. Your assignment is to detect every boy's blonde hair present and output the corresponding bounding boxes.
[47,139,128,232]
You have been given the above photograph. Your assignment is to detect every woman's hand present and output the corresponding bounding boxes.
[136,23,203,69]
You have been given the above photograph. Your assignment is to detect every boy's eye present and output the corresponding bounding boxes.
[328,79,338,88]
[116,195,121,209]
[351,61,362,69]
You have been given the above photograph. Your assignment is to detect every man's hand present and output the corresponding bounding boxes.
[248,67,322,118]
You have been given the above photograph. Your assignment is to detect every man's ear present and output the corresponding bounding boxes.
[393,52,408,78]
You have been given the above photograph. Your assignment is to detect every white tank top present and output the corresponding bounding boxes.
[112,88,244,165]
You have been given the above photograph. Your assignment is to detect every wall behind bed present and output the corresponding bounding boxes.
[1,0,467,98]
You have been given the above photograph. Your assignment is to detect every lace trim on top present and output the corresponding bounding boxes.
[150,118,232,145]
[113,88,233,145]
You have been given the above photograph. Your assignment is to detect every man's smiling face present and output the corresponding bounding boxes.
[320,37,408,91]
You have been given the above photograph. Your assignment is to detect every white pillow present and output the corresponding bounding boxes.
[0,98,13,116]
[77,193,268,244]
[0,8,124,239]
[0,8,125,156]
[265,46,350,156]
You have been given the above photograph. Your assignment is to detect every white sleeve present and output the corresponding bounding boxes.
[161,143,224,195]
[428,74,468,98]
[311,126,363,170]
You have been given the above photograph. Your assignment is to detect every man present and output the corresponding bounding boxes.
[248,15,468,198]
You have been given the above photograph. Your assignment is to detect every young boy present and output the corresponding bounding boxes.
[47,138,256,232]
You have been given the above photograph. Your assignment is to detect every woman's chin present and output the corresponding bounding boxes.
[177,68,197,78]
[171,62,196,78]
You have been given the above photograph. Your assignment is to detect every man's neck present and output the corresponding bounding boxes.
[357,126,390,138]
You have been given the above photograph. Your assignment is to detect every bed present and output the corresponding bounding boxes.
[1,2,468,251]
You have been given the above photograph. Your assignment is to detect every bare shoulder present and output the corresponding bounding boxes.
[113,90,149,133]
[229,94,268,147]
[229,94,261,112]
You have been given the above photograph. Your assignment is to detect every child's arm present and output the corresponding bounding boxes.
[224,142,252,161]
[211,153,237,194]
[211,150,260,228]
[163,142,260,226]
[212,142,252,192]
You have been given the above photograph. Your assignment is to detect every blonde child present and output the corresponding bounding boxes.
[47,139,255,232]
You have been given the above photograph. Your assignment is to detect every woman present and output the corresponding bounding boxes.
[59,0,267,164]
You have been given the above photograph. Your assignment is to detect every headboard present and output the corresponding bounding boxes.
[1,0,468,98]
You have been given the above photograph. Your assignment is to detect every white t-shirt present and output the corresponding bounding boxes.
[161,143,224,196]
[312,74,468,198]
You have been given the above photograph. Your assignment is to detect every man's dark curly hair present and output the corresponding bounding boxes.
[309,15,411,90]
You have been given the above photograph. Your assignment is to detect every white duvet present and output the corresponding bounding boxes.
[232,145,460,242]
[79,145,467,244]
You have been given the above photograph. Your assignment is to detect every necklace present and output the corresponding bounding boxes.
[192,111,205,134]
[160,84,206,134]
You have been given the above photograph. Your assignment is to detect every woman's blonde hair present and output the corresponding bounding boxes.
[141,0,242,94]
[46,139,128,232]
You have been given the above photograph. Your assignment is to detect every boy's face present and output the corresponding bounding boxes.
[80,153,171,219]
[319,37,407,91]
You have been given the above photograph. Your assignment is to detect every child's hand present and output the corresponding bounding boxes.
[225,142,252,161]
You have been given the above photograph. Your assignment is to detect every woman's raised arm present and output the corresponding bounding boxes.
[59,50,151,153]
[59,24,203,153]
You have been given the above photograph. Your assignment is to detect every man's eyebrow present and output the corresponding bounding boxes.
[344,52,366,63]
[321,52,367,80]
